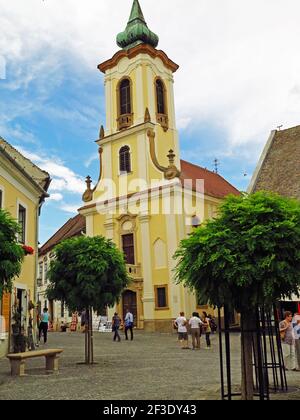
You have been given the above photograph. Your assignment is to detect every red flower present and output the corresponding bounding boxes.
[22,245,34,255]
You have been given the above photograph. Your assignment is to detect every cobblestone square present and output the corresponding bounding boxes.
[0,331,299,400]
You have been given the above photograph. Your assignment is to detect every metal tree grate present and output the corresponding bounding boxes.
[218,305,287,400]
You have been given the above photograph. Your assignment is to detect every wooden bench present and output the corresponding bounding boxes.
[7,349,63,376]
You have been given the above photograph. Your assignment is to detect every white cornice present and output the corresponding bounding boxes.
[97,122,155,146]
[79,182,221,216]
[98,121,177,148]
[104,54,173,81]
[0,156,41,203]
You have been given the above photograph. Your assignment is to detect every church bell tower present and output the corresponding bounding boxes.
[79,1,240,332]
[83,0,181,204]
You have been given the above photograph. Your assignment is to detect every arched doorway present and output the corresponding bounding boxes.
[122,290,137,326]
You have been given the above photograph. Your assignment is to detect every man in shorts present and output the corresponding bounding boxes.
[174,312,189,349]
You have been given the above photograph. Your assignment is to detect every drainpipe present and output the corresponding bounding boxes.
[33,203,40,342]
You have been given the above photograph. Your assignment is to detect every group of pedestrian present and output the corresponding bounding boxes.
[112,309,134,342]
[174,311,216,350]
[280,311,300,372]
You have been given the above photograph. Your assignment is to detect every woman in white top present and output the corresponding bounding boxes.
[189,312,203,350]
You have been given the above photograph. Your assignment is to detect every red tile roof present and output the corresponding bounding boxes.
[180,160,240,198]
[39,214,86,256]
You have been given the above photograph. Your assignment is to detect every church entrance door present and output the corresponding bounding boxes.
[122,290,137,327]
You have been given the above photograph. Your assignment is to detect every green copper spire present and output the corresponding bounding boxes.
[117,0,159,50]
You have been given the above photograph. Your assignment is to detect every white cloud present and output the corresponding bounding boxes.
[15,146,85,195]
[47,193,63,202]
[2,0,300,161]
[84,153,98,168]
[0,123,38,144]
[60,203,81,214]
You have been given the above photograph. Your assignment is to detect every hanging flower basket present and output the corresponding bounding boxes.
[22,245,34,256]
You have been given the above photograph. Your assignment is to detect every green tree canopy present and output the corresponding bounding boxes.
[0,209,24,298]
[175,192,300,312]
[47,235,129,314]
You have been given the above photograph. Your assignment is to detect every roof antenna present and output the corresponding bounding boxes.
[214,158,219,174]
[277,125,283,131]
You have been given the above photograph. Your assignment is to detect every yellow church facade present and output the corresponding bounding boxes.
[79,0,239,332]
[0,138,50,357]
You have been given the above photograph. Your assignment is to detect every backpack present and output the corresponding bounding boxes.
[209,318,217,332]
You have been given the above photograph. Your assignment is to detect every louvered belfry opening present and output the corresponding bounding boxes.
[118,79,133,130]
[156,79,165,114]
[119,146,131,173]
[120,79,131,115]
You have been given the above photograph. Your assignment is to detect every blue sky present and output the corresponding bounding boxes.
[1,0,300,244]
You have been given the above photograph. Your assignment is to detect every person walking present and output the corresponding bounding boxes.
[189,312,203,350]
[293,319,300,371]
[112,312,121,342]
[174,312,189,349]
[124,309,134,341]
[202,312,212,349]
[38,308,50,345]
[280,311,297,371]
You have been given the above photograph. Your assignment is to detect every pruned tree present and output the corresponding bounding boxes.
[0,209,24,299]
[175,192,300,400]
[47,235,129,364]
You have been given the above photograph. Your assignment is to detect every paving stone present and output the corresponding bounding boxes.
[0,331,298,400]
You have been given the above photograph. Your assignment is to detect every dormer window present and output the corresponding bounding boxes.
[119,146,131,174]
[118,78,133,130]
[155,78,168,131]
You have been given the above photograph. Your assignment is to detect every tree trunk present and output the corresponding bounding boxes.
[90,308,94,364]
[241,312,255,400]
[84,315,88,364]
[84,307,94,364]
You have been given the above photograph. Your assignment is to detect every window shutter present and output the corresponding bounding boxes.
[119,146,131,173]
